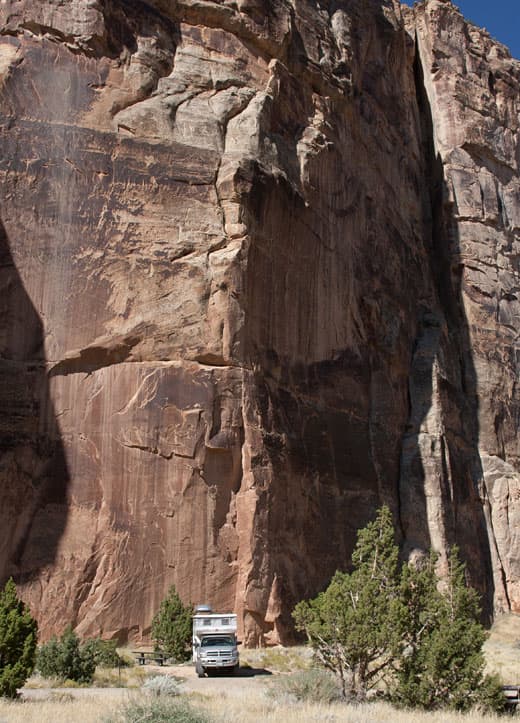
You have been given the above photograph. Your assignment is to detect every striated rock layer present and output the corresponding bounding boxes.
[0,0,518,643]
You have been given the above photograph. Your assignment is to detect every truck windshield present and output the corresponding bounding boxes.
[200,636,233,647]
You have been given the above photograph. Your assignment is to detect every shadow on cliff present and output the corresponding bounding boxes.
[399,43,495,620]
[0,217,70,587]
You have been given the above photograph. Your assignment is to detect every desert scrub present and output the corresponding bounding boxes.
[269,668,342,704]
[240,646,312,672]
[93,664,148,689]
[104,696,212,723]
[142,674,180,696]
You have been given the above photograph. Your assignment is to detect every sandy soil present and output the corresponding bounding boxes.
[172,662,273,696]
[21,661,274,702]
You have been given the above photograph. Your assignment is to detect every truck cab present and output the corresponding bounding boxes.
[192,606,239,677]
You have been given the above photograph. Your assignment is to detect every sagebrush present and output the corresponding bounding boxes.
[104,696,212,723]
[143,674,180,697]
[269,668,341,704]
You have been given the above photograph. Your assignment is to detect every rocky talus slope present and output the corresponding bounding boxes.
[0,0,518,644]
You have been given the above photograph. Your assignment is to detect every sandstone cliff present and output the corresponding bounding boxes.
[0,0,518,644]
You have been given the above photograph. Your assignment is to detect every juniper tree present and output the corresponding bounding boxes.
[294,512,505,712]
[293,506,404,700]
[57,627,96,683]
[151,586,193,662]
[0,578,38,698]
[394,547,504,712]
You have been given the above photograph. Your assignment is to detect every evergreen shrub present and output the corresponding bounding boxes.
[37,627,97,683]
[151,586,192,662]
[0,578,38,698]
[293,507,507,712]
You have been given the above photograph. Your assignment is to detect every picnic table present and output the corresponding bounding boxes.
[132,650,167,666]
[503,685,520,711]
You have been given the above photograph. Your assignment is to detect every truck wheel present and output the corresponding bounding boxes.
[195,662,205,678]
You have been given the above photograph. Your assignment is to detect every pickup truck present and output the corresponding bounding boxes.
[192,605,239,677]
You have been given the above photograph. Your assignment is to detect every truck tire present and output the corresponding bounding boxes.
[195,662,205,678]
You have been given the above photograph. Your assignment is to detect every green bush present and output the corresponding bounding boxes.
[37,630,127,682]
[81,638,126,668]
[104,697,212,723]
[0,578,38,698]
[36,635,59,678]
[151,586,192,662]
[36,627,96,683]
[269,668,341,704]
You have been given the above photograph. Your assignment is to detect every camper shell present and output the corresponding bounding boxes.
[192,607,239,677]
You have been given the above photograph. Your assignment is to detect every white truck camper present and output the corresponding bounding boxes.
[192,605,240,677]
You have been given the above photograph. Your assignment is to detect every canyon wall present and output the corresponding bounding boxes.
[0,0,518,644]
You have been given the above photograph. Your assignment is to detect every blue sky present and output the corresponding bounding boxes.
[401,1,519,59]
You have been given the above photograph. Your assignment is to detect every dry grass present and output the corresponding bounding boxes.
[0,694,123,722]
[92,665,150,688]
[240,645,312,672]
[25,663,155,690]
[484,612,520,684]
[0,683,513,723]
[193,690,508,722]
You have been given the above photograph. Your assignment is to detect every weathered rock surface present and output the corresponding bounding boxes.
[0,0,518,643]
[404,0,520,614]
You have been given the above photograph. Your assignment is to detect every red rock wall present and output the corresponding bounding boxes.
[0,0,518,644]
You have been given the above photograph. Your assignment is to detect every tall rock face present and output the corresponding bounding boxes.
[0,0,518,643]
[408,0,520,615]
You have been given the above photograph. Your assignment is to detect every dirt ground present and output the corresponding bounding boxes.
[21,661,274,702]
